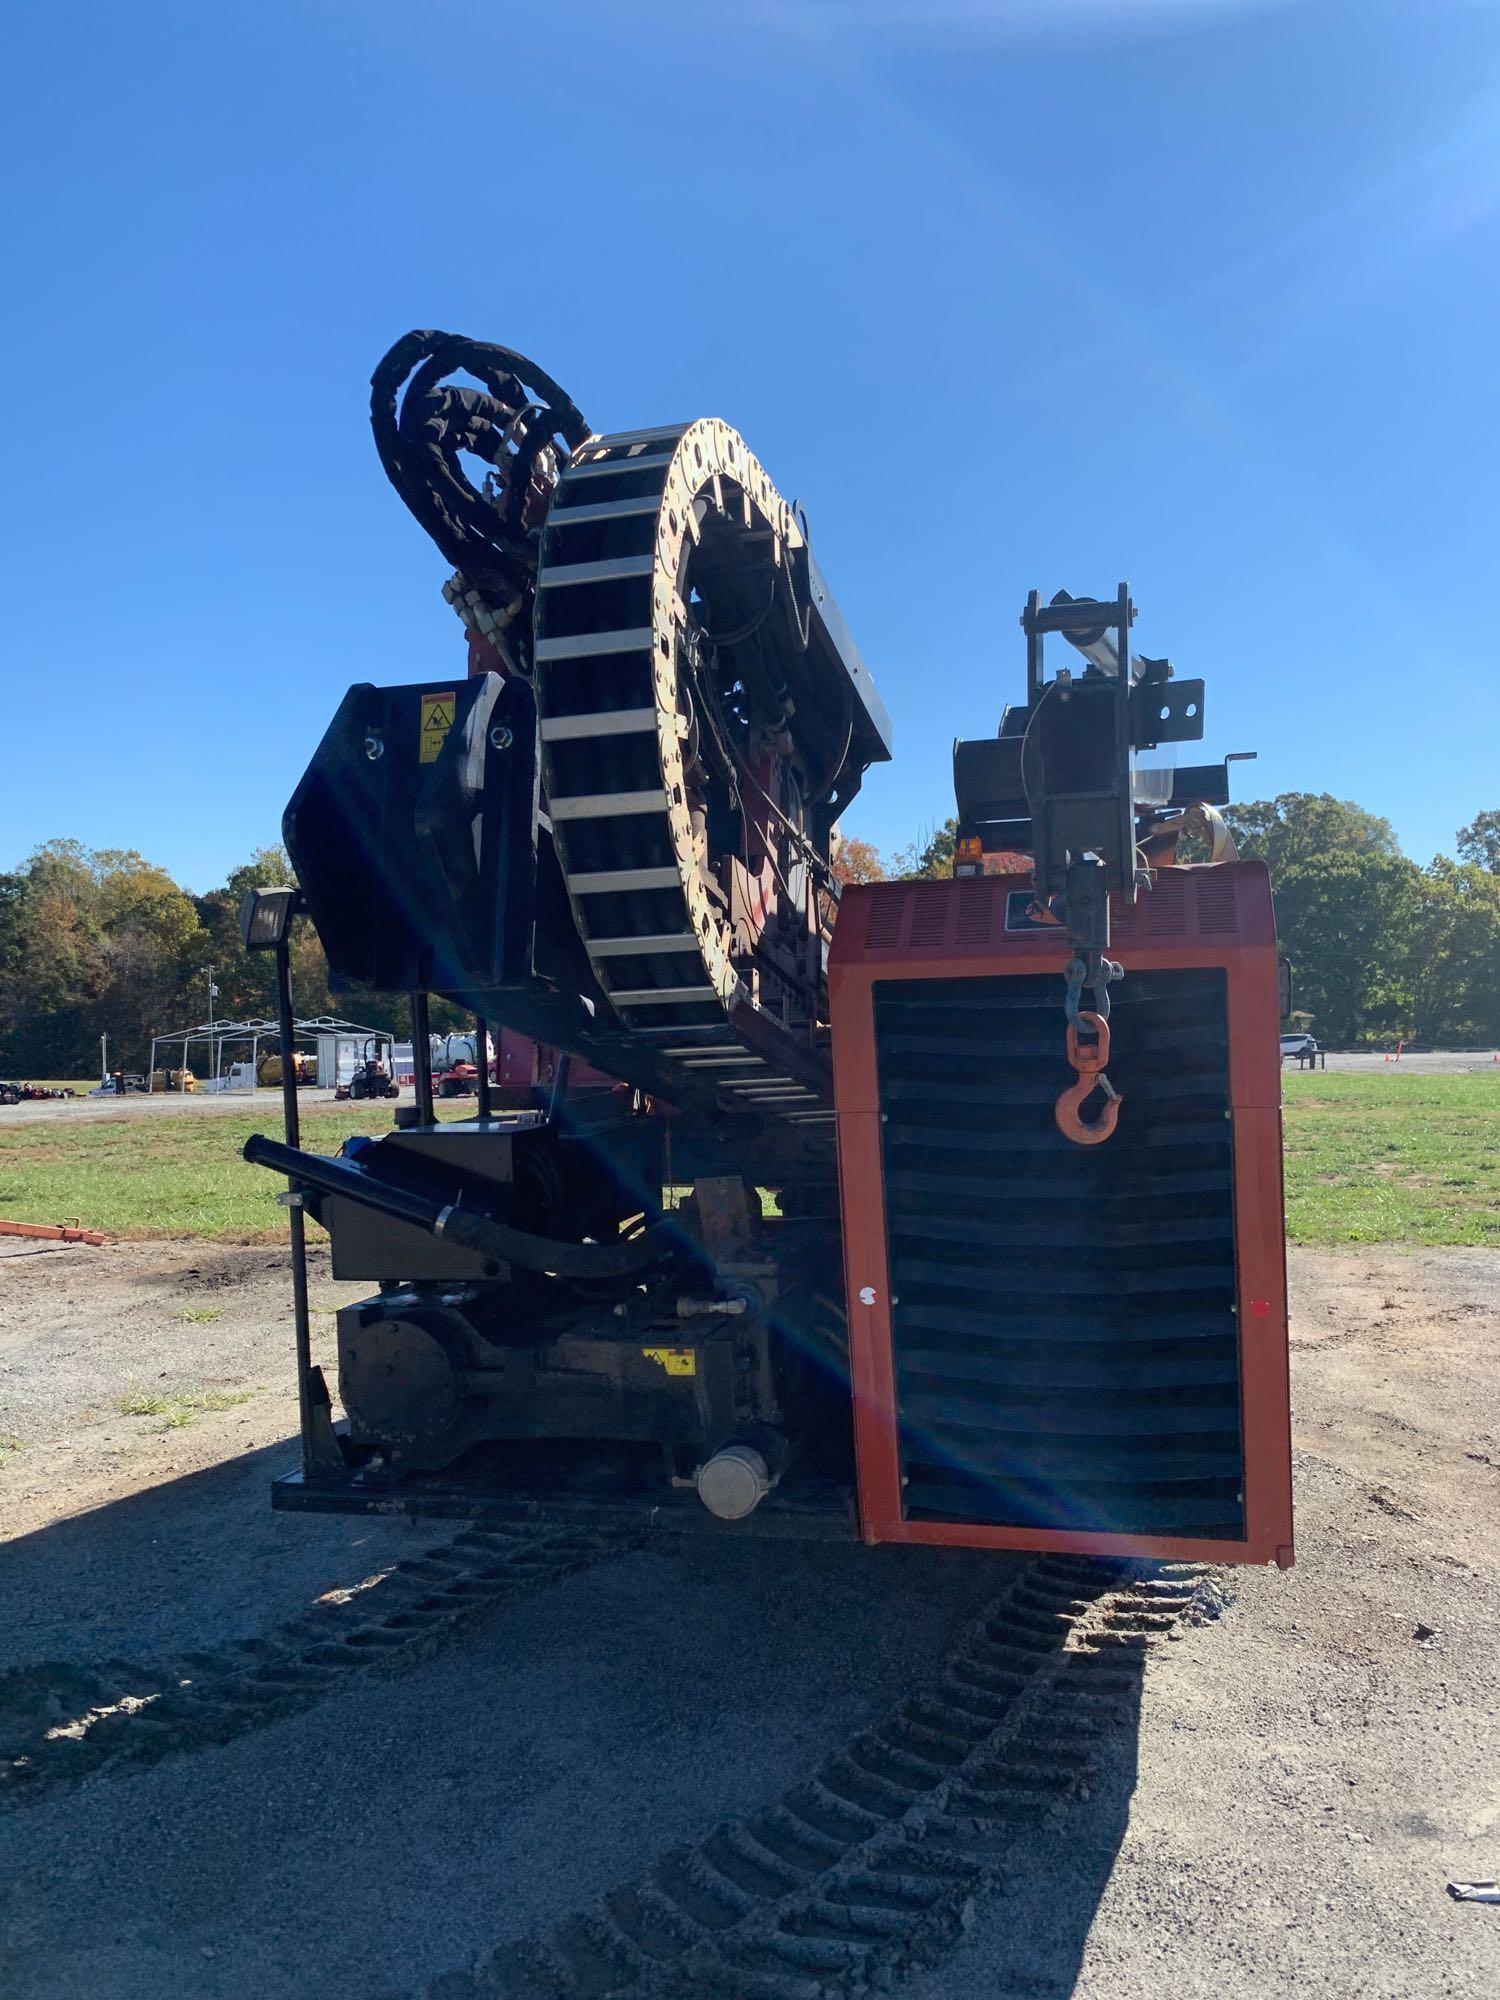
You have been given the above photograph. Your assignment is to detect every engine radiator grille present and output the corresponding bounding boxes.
[872,968,1245,1540]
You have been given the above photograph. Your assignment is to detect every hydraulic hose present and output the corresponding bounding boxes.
[369,330,591,606]
[242,1132,671,1279]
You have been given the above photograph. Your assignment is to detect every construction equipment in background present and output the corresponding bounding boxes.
[435,1059,480,1099]
[242,329,1293,1569]
[256,1050,316,1088]
[333,1038,401,1102]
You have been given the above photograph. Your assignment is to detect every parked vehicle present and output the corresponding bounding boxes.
[334,1039,400,1101]
[257,1051,317,1088]
[436,1061,479,1099]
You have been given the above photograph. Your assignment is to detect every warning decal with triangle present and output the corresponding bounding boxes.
[419,691,456,764]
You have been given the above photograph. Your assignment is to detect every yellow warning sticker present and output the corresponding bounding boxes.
[419,691,456,764]
[641,1347,697,1377]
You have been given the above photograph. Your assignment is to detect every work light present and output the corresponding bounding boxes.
[239,887,302,952]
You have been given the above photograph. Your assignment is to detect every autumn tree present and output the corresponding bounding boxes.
[0,841,205,1074]
[195,844,304,1022]
[831,835,885,887]
[890,819,958,882]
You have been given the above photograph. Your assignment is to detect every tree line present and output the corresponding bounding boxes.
[0,840,466,1080]
[1,796,1497,1076]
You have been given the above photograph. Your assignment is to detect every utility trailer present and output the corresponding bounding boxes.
[243,331,1292,1568]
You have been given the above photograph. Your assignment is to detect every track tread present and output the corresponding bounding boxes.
[1,1525,632,1809]
[413,1557,1214,2000]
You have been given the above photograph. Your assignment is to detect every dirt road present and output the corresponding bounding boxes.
[0,1086,327,1129]
[1,1239,1496,1999]
[2,1050,1494,1132]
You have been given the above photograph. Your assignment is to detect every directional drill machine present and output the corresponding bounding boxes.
[244,332,1292,1567]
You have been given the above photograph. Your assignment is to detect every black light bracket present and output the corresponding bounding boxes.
[239,885,306,953]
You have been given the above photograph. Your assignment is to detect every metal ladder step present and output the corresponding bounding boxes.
[560,451,673,480]
[539,555,656,587]
[547,493,665,524]
[549,789,668,821]
[540,708,658,741]
[566,866,680,893]
[586,934,700,957]
[535,627,654,661]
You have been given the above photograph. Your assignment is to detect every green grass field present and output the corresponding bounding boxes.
[1280,1071,1499,1248]
[0,1074,1494,1247]
[0,1099,473,1241]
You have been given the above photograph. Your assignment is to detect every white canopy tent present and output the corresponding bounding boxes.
[145,1014,392,1090]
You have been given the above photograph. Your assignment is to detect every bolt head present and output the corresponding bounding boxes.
[489,724,514,752]
[363,734,384,762]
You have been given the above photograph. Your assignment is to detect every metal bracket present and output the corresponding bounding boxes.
[1131,676,1205,747]
[305,1366,348,1476]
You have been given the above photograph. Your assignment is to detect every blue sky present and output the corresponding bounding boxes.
[3,0,1497,889]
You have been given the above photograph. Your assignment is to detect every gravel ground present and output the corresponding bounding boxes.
[2,1240,1497,1999]
[2,1049,1495,1128]
[0,1239,460,1659]
[0,1086,337,1128]
[909,1244,1500,1999]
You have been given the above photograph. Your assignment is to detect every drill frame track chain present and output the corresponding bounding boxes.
[532,421,836,1128]
[403,1556,1214,2000]
[0,1517,633,1810]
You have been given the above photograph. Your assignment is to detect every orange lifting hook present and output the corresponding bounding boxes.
[1055,1009,1122,1146]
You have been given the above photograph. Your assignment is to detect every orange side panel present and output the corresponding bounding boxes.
[829,865,1293,1566]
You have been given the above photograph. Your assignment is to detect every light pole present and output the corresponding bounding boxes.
[201,965,220,1081]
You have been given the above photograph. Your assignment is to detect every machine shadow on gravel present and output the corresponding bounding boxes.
[2,1431,1169,2000]
[2,1439,371,1660]
[0,1437,550,1803]
[406,1558,1170,2000]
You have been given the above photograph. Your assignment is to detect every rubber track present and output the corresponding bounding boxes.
[400,1556,1210,2000]
[0,1520,633,1811]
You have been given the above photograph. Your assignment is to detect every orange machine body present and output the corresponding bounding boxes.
[829,862,1293,1568]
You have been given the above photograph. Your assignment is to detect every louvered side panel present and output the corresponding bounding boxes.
[872,968,1245,1540]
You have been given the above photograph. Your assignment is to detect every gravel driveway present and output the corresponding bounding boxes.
[1,1238,1496,1999]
